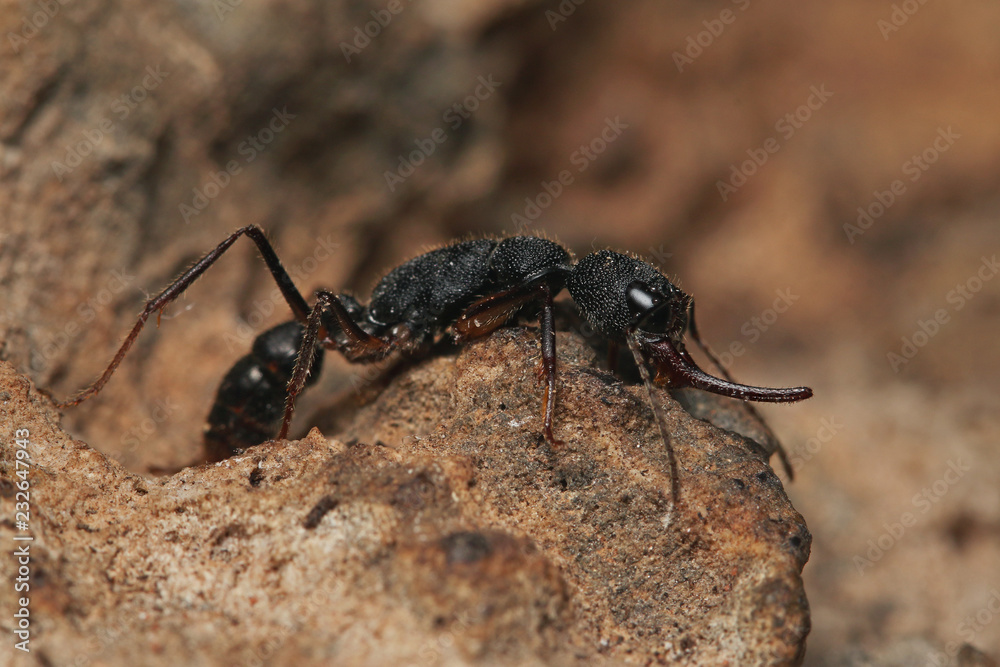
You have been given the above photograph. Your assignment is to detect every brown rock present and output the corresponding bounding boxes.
[0,326,810,665]
[0,0,528,471]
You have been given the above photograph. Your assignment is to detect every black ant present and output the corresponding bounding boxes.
[57,227,812,517]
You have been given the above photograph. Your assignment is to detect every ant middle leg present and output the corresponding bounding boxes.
[57,225,312,408]
[455,280,562,445]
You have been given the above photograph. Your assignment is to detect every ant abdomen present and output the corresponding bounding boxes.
[204,321,324,461]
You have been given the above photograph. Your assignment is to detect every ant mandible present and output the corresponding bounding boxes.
[57,227,813,500]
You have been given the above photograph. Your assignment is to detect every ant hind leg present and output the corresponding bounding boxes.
[57,225,313,409]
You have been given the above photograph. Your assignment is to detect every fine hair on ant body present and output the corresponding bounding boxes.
[57,227,812,522]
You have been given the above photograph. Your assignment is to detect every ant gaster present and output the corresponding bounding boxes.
[58,227,812,518]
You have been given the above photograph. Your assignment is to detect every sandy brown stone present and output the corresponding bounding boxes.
[0,0,527,472]
[1,326,811,665]
[8,2,999,663]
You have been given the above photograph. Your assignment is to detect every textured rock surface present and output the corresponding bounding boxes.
[6,0,1000,663]
[0,0,530,471]
[0,328,810,665]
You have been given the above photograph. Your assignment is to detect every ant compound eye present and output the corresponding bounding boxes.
[625,281,661,312]
[626,281,663,318]
[626,281,676,332]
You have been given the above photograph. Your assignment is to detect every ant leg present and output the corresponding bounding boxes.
[277,294,328,441]
[455,281,562,445]
[316,291,399,363]
[277,290,401,440]
[626,331,679,527]
[607,341,620,375]
[538,283,562,446]
[453,287,545,341]
[57,225,311,408]
[683,302,796,479]
[684,302,739,384]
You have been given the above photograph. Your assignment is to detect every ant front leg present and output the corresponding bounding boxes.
[57,225,312,408]
[455,280,562,445]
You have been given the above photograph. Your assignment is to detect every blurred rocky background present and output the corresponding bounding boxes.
[1,0,998,665]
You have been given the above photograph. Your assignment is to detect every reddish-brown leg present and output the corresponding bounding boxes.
[277,289,403,440]
[455,280,562,445]
[57,225,312,408]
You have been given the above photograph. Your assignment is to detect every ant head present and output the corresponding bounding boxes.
[570,250,813,405]
[568,250,690,341]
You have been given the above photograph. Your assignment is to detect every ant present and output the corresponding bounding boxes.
[57,227,812,518]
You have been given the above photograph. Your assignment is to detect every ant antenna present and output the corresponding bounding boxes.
[684,302,797,479]
[626,332,680,529]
